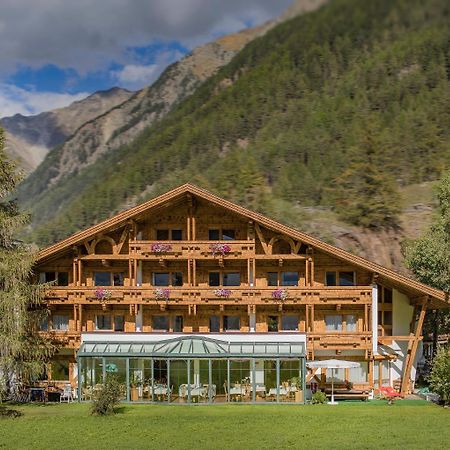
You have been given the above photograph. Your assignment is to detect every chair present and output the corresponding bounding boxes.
[60,384,73,403]
[82,386,93,401]
[379,386,403,405]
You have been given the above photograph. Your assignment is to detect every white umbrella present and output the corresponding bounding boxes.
[307,359,360,405]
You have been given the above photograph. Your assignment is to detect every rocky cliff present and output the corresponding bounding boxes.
[1,87,133,172]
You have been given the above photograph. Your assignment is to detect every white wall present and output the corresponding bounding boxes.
[393,289,414,336]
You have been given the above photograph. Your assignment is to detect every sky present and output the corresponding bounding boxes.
[0,0,292,118]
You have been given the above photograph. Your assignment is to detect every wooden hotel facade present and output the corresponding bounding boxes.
[36,184,449,403]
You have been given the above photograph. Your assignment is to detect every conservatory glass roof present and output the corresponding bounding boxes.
[78,336,306,358]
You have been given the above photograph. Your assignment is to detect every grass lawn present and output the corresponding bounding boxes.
[0,400,449,450]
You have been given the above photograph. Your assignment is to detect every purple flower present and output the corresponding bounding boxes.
[95,288,112,300]
[209,243,232,256]
[272,288,288,301]
[155,288,170,300]
[214,289,232,298]
[151,243,173,253]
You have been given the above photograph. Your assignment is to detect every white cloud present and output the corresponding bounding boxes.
[111,48,185,90]
[0,84,89,117]
[0,0,293,74]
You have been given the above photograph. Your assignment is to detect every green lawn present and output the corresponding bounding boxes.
[1,401,449,449]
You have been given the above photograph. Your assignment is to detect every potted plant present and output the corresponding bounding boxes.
[151,243,172,253]
[130,373,142,401]
[95,288,112,310]
[155,288,170,301]
[290,377,303,403]
[214,288,232,298]
[272,288,288,301]
[209,243,231,256]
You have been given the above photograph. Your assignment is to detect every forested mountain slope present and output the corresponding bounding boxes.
[19,0,327,188]
[19,0,450,272]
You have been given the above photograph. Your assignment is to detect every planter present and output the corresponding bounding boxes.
[130,386,139,402]
[295,390,303,403]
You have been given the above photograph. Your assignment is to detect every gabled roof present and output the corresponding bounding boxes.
[37,183,449,307]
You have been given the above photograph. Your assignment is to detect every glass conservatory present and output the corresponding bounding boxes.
[77,334,306,404]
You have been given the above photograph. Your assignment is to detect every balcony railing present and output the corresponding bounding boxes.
[44,286,373,305]
[308,332,372,350]
[129,240,256,259]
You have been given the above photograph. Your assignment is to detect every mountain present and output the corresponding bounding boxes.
[17,0,450,273]
[1,87,133,172]
[19,0,328,187]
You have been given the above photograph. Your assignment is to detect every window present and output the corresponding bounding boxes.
[39,271,69,286]
[378,285,393,336]
[113,272,124,286]
[94,272,124,286]
[209,272,220,287]
[223,316,240,331]
[114,315,124,332]
[281,315,299,331]
[96,315,112,330]
[223,272,240,286]
[208,229,235,240]
[94,272,111,286]
[156,229,169,240]
[152,316,169,331]
[339,272,355,286]
[326,272,337,286]
[346,314,357,332]
[153,272,170,286]
[39,317,48,331]
[153,272,182,286]
[171,272,183,286]
[281,272,298,286]
[325,271,355,286]
[222,230,235,240]
[157,229,182,240]
[267,272,278,286]
[325,315,343,331]
[57,272,69,286]
[268,316,279,332]
[174,315,183,332]
[208,229,220,240]
[51,314,69,331]
[171,229,182,240]
[209,316,220,332]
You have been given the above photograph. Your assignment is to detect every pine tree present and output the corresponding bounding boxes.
[0,129,53,401]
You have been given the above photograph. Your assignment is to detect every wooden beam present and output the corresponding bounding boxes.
[254,223,269,255]
[401,298,428,394]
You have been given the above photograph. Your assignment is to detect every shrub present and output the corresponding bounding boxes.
[428,345,450,405]
[91,375,122,416]
[311,390,327,404]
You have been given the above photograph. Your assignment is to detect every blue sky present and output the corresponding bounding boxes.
[0,0,293,117]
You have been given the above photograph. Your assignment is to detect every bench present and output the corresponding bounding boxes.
[325,389,370,401]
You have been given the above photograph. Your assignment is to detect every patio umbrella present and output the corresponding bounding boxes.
[307,359,360,405]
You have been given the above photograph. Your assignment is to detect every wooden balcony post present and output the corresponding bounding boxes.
[192,259,197,286]
[73,258,78,287]
[77,259,82,286]
[401,298,428,394]
[310,304,315,331]
[78,304,82,332]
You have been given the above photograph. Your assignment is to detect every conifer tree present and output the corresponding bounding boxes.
[0,129,53,400]
[405,172,450,352]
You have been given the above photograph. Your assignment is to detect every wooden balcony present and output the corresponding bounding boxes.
[308,332,372,351]
[39,331,81,348]
[44,286,373,306]
[129,240,256,260]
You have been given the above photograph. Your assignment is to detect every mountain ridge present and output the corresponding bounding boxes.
[1,87,133,172]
